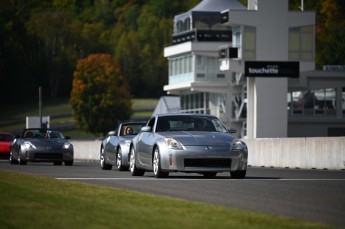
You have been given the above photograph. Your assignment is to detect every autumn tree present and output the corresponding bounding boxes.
[70,54,132,135]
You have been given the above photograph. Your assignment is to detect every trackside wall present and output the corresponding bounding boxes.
[243,137,345,170]
[70,137,345,170]
[71,139,102,162]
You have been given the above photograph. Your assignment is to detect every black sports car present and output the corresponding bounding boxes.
[10,128,74,165]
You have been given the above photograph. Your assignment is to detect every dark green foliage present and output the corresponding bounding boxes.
[0,0,199,104]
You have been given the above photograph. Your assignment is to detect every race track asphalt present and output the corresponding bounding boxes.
[1,161,344,228]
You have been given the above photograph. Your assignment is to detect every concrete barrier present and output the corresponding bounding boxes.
[71,137,345,170]
[243,137,345,170]
[70,139,102,162]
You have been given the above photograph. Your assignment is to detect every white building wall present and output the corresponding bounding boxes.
[246,0,290,138]
[235,0,315,138]
[164,0,319,138]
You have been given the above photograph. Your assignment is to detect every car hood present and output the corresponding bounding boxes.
[25,138,68,147]
[160,131,236,146]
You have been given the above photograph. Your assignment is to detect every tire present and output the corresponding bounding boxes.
[9,152,18,165]
[65,161,73,166]
[129,148,145,176]
[153,147,169,178]
[18,158,27,165]
[116,148,127,171]
[54,162,63,166]
[18,148,27,165]
[202,172,217,178]
[230,170,246,179]
[100,147,112,170]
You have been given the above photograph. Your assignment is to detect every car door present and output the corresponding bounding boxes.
[11,136,23,160]
[105,132,118,163]
[11,138,19,159]
[137,118,155,167]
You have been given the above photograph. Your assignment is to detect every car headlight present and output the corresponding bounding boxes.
[63,143,72,149]
[231,139,244,150]
[163,138,185,150]
[23,141,36,149]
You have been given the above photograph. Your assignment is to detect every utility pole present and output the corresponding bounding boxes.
[39,87,42,128]
[299,0,304,11]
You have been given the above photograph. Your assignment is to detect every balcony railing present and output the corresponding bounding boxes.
[172,29,232,45]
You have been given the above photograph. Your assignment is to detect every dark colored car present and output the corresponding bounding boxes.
[10,128,74,165]
[129,113,248,178]
[100,122,146,171]
[0,132,15,160]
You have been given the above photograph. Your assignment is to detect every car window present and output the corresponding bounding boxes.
[156,116,227,132]
[23,130,36,138]
[45,130,64,139]
[211,118,228,133]
[121,123,145,136]
[22,129,64,139]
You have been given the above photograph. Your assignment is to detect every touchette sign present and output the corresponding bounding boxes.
[245,61,299,78]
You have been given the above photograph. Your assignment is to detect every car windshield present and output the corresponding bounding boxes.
[156,115,228,133]
[120,123,145,136]
[0,134,14,141]
[23,129,64,139]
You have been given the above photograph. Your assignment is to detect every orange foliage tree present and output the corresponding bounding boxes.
[70,54,132,135]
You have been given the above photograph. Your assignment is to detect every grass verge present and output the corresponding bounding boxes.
[0,169,335,229]
[0,98,158,137]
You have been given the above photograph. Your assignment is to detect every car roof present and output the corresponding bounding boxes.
[23,128,59,131]
[154,113,217,118]
[119,122,146,125]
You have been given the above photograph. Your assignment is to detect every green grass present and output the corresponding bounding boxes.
[132,98,158,111]
[0,169,336,229]
[0,98,158,137]
[0,98,71,122]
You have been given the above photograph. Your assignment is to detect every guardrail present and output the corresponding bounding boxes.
[70,137,345,170]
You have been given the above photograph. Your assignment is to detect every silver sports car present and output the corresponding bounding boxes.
[129,113,248,178]
[100,122,146,171]
[10,128,74,165]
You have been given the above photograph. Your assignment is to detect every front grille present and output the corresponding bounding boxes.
[34,153,63,160]
[184,158,231,168]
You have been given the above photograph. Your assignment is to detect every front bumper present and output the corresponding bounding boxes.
[21,148,74,162]
[159,145,248,172]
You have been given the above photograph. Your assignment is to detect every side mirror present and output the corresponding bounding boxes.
[141,126,151,132]
[65,136,71,140]
[108,131,116,136]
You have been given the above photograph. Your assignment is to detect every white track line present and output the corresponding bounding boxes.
[56,178,345,181]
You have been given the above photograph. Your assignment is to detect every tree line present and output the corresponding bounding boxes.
[0,0,344,105]
[0,0,199,104]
